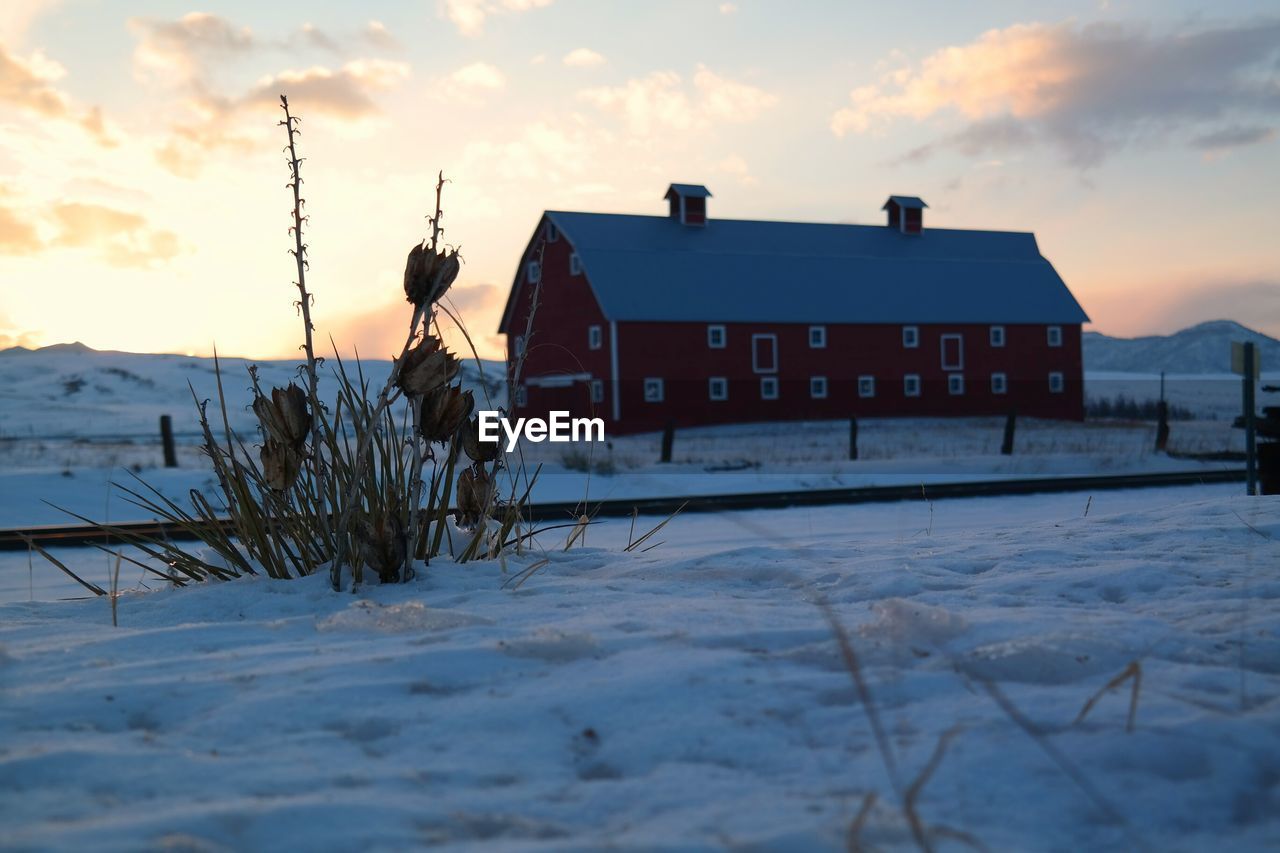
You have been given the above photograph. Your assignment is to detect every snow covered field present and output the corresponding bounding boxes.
[2,485,1278,850]
[2,346,1277,850]
[0,348,1261,532]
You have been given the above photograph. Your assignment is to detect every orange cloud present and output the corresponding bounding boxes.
[0,43,113,143]
[50,202,182,268]
[833,19,1280,166]
[242,59,410,117]
[321,284,505,361]
[0,205,41,254]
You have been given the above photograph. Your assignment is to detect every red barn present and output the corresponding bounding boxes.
[498,184,1089,435]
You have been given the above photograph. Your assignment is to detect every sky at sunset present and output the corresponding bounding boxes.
[0,0,1277,360]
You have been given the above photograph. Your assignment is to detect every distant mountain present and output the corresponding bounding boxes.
[1084,320,1280,374]
[0,345,505,439]
[0,341,129,357]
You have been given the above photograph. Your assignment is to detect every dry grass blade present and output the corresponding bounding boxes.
[19,535,106,596]
[564,514,591,550]
[89,544,186,587]
[819,602,900,797]
[961,667,1144,849]
[903,725,964,853]
[846,792,878,853]
[1073,660,1142,733]
[503,557,551,591]
[109,551,122,627]
[624,501,687,553]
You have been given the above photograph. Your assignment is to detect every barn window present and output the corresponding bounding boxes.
[990,326,1005,347]
[546,222,559,242]
[515,385,528,407]
[588,325,602,350]
[570,253,583,276]
[752,334,778,374]
[709,377,728,401]
[1049,372,1064,393]
[644,378,664,402]
[810,376,828,399]
[904,374,921,397]
[1047,326,1062,347]
[859,376,875,398]
[760,377,779,400]
[590,380,604,403]
[948,374,965,395]
[991,373,1007,395]
[809,326,827,348]
[941,334,964,370]
[902,326,919,348]
[526,261,541,283]
[707,325,726,348]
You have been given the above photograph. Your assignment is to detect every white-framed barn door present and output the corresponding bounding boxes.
[940,333,964,371]
[752,334,778,373]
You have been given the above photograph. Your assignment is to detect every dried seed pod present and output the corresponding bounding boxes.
[273,384,311,446]
[419,385,473,443]
[460,415,500,462]
[403,242,438,305]
[427,249,461,304]
[396,335,459,397]
[253,383,311,450]
[456,464,494,528]
[260,439,303,491]
[355,511,406,584]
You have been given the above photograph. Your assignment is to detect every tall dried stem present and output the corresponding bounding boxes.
[278,95,329,550]
[404,172,447,581]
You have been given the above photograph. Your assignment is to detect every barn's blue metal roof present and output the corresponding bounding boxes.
[884,195,928,209]
[540,212,1089,326]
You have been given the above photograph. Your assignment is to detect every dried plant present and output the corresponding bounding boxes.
[42,95,528,592]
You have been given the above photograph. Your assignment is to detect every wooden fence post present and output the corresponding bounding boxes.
[160,414,177,468]
[1001,410,1016,456]
[849,417,858,461]
[660,420,674,464]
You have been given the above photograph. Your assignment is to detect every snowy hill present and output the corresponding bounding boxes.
[1083,320,1280,374]
[0,342,505,439]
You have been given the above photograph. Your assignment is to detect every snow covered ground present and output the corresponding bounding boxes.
[1,346,1265,533]
[2,485,1277,850]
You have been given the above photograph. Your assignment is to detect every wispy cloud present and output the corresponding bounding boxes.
[563,48,605,68]
[243,59,411,117]
[832,18,1280,166]
[128,12,410,176]
[129,12,254,84]
[579,64,776,133]
[0,199,182,268]
[440,0,554,37]
[0,0,61,46]
[0,44,115,144]
[0,204,42,255]
[1191,125,1276,153]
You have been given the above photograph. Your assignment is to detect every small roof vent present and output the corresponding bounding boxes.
[665,183,712,227]
[882,195,927,235]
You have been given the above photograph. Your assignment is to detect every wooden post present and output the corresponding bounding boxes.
[1001,410,1016,456]
[1155,401,1169,452]
[1244,342,1257,496]
[160,414,177,468]
[849,417,858,461]
[660,420,674,464]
